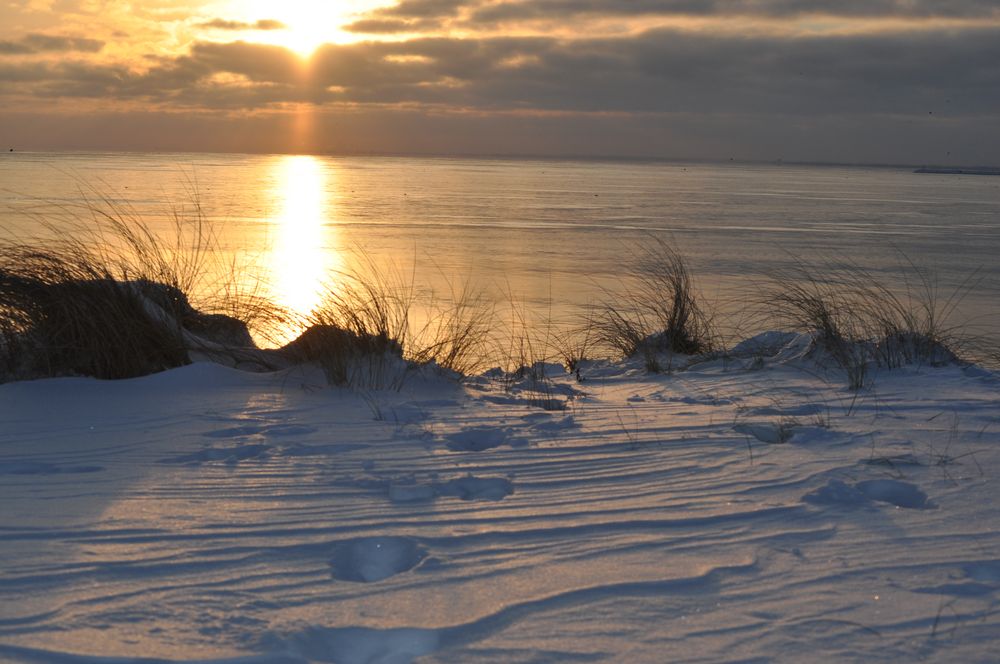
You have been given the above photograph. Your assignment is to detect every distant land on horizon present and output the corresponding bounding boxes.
[4,147,998,174]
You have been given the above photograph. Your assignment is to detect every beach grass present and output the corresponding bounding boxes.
[591,238,717,370]
[759,255,977,388]
[1,199,989,386]
[0,193,274,380]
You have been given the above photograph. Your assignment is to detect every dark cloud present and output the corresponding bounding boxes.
[380,0,471,18]
[187,41,302,83]
[2,27,999,123]
[196,18,287,31]
[311,29,1000,116]
[343,18,443,34]
[343,0,471,33]
[344,0,1000,31]
[4,2,998,161]
[469,0,1000,24]
[0,33,104,55]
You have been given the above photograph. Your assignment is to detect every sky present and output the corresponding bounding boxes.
[1,0,999,164]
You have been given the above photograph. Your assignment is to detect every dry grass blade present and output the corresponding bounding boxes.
[297,253,413,388]
[758,254,979,388]
[410,278,495,376]
[0,191,274,381]
[592,238,716,366]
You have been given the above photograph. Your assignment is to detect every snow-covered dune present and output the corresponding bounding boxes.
[1,346,998,662]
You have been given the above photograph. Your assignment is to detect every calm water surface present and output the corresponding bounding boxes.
[2,151,998,350]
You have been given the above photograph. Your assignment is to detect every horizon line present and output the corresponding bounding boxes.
[4,146,996,172]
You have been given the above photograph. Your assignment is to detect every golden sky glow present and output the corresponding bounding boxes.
[1,1,999,163]
[215,0,392,54]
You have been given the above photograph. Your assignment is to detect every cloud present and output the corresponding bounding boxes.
[343,0,472,33]
[342,0,1000,31]
[379,0,472,18]
[467,0,1000,24]
[0,33,105,55]
[196,18,287,31]
[343,18,443,34]
[1,0,997,161]
[309,28,1000,116]
[2,26,999,119]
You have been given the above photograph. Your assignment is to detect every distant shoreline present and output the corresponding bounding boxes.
[914,167,1000,176]
[5,148,1000,174]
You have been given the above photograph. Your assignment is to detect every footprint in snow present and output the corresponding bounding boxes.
[388,476,514,503]
[802,478,934,509]
[746,403,823,417]
[203,423,316,439]
[263,423,317,437]
[384,401,437,424]
[284,625,439,664]
[444,426,527,452]
[914,561,1000,598]
[158,443,269,465]
[438,475,514,501]
[855,479,934,509]
[202,424,267,438]
[279,442,368,458]
[528,415,577,433]
[329,536,426,583]
[734,422,794,444]
[963,561,1000,584]
[387,483,438,503]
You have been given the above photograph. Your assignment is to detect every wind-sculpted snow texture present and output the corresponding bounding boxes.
[1,345,999,662]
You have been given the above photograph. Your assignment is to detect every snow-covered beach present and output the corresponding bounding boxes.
[4,0,1000,653]
[1,154,999,662]
[2,337,998,662]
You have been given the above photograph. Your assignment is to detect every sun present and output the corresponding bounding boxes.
[219,0,391,55]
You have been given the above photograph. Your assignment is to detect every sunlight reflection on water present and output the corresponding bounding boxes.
[2,152,998,358]
[265,155,341,343]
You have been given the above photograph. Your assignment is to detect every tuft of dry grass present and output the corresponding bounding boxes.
[0,248,189,379]
[0,193,273,381]
[409,278,495,376]
[296,253,496,387]
[759,255,977,389]
[294,253,413,388]
[592,238,716,369]
[4,189,990,388]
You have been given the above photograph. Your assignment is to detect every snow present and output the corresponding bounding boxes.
[1,343,999,662]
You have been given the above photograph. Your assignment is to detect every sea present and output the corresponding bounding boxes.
[2,151,998,356]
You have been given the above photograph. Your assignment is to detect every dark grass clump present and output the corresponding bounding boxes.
[0,197,271,381]
[296,254,495,388]
[592,238,716,369]
[0,250,189,380]
[760,256,977,389]
[279,322,404,387]
[296,253,415,388]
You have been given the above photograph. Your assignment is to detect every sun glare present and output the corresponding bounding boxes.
[225,0,391,55]
[267,155,341,339]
